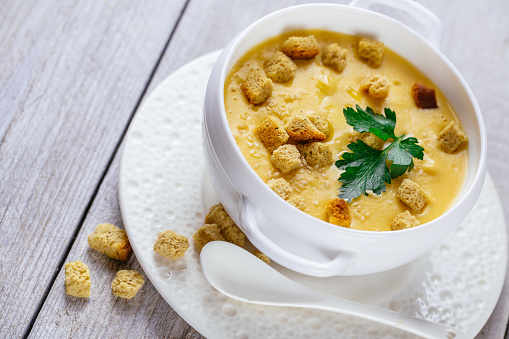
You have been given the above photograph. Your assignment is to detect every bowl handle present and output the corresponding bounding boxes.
[240,197,358,277]
[349,0,442,49]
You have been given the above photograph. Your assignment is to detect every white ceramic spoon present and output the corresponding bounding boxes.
[200,241,470,339]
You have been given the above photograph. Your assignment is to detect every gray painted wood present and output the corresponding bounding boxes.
[3,0,508,338]
[0,0,187,337]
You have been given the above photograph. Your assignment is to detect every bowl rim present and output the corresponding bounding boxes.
[210,2,487,237]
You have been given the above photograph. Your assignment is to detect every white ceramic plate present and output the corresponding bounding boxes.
[119,51,507,338]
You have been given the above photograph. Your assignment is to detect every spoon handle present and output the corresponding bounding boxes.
[308,295,468,339]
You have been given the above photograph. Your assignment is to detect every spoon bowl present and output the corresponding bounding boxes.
[200,241,469,339]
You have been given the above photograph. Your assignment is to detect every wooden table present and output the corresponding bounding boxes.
[1,0,508,338]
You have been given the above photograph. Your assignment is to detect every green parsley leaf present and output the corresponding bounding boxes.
[343,106,397,141]
[336,106,424,201]
[335,140,392,200]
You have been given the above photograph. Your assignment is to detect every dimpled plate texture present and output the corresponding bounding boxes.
[119,51,507,339]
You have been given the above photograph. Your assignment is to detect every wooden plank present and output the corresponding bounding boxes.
[29,0,509,338]
[0,0,187,337]
[28,151,194,338]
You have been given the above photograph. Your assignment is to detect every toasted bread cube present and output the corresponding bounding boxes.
[256,116,289,153]
[267,178,292,200]
[193,223,225,253]
[322,43,347,72]
[271,144,302,174]
[111,270,144,299]
[357,38,384,68]
[297,142,333,167]
[205,204,245,247]
[285,115,326,141]
[264,51,297,83]
[391,210,420,231]
[88,223,132,261]
[438,121,468,153]
[359,132,384,150]
[65,260,91,298]
[153,230,189,260]
[307,115,330,137]
[288,196,306,211]
[240,70,273,105]
[282,36,320,59]
[326,198,351,227]
[360,74,389,99]
[397,179,428,213]
[412,82,438,108]
[251,249,270,265]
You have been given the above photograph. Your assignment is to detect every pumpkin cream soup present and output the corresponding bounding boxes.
[224,30,468,232]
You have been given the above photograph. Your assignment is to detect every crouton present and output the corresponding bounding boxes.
[193,223,225,253]
[397,179,428,213]
[281,36,320,59]
[264,51,297,83]
[88,223,132,261]
[153,230,189,260]
[322,43,347,73]
[326,198,351,227]
[360,74,389,99]
[437,121,468,153]
[240,70,273,105]
[270,144,302,174]
[288,196,306,211]
[357,38,384,68]
[297,142,333,167]
[267,178,293,200]
[307,115,330,137]
[205,204,245,247]
[64,260,91,298]
[359,132,384,150]
[391,210,420,231]
[256,116,289,153]
[111,270,144,299]
[412,82,438,108]
[285,115,326,141]
[251,249,270,265]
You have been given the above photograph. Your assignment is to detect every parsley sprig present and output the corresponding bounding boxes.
[336,105,424,201]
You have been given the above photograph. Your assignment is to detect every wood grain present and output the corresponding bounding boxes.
[7,0,509,338]
[27,149,194,338]
[0,0,187,337]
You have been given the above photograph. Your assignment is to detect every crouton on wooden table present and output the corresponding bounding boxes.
[111,270,144,299]
[64,260,91,298]
[87,223,132,261]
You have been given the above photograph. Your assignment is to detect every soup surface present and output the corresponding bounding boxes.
[224,30,467,231]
